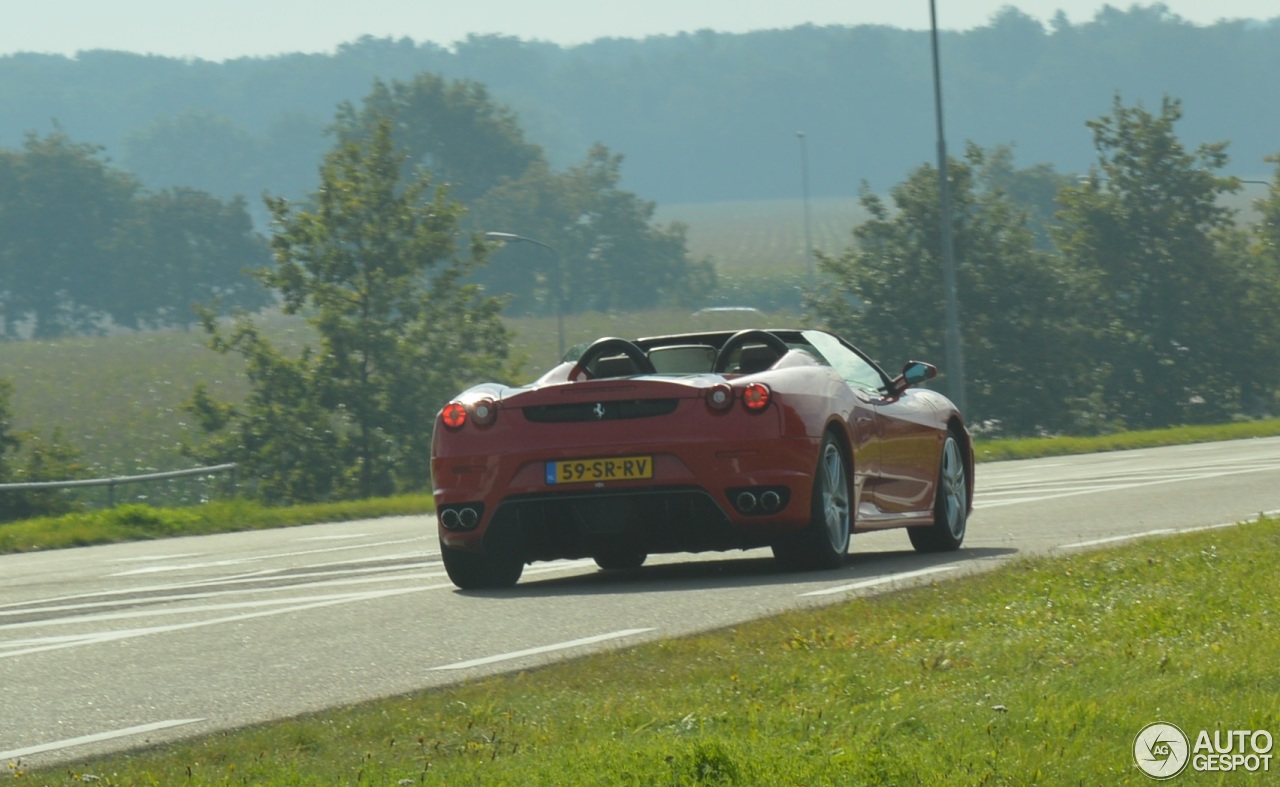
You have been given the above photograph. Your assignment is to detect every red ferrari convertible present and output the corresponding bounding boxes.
[431,328,973,589]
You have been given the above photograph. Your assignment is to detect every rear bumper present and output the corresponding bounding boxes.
[434,434,820,560]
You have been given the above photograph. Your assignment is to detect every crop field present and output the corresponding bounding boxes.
[656,196,867,275]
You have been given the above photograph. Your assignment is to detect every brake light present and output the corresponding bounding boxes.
[441,402,467,429]
[742,383,770,412]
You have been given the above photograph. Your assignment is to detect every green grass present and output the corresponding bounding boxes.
[17,516,1278,785]
[972,418,1280,462]
[0,494,432,554]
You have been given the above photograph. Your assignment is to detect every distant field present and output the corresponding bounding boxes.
[0,306,796,487]
[656,196,867,274]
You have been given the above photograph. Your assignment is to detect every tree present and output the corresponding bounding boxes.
[808,145,1094,435]
[1053,95,1254,428]
[1233,155,1280,414]
[334,73,543,204]
[0,131,137,337]
[470,145,716,316]
[185,116,512,503]
[972,143,1074,250]
[0,130,271,337]
[104,188,271,330]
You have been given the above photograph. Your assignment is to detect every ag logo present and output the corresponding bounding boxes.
[1135,722,1190,779]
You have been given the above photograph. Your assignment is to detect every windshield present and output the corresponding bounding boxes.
[800,330,889,393]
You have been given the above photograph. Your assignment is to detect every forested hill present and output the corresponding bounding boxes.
[2,5,1276,208]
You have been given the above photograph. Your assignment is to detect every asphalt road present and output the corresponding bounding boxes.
[2,437,1278,770]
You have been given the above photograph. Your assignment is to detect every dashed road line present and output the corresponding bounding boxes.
[0,718,205,761]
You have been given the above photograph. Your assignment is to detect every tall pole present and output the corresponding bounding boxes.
[930,0,967,414]
[797,131,815,286]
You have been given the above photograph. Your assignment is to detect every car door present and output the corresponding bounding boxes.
[801,331,941,524]
[871,386,943,516]
[800,332,886,520]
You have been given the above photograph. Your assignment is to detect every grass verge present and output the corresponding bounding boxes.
[971,418,1280,462]
[0,494,432,554]
[17,516,1278,785]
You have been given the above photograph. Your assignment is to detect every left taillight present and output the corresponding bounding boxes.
[441,399,498,430]
[441,401,468,429]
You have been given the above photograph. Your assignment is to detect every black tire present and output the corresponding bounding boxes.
[773,433,851,570]
[440,541,524,589]
[593,550,647,571]
[908,431,968,553]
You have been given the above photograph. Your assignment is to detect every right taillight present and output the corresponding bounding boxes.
[742,383,771,412]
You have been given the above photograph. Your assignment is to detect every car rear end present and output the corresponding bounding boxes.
[432,375,820,563]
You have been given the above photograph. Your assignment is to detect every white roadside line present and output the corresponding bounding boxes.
[429,628,656,671]
[107,536,427,576]
[974,462,1280,509]
[0,718,205,761]
[798,565,959,597]
[1058,518,1258,550]
[0,586,439,659]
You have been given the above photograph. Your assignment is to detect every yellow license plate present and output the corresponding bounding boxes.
[546,456,654,484]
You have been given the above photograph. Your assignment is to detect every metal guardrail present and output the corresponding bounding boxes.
[0,463,238,507]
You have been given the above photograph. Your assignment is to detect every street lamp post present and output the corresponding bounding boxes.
[796,131,815,285]
[929,0,967,415]
[484,231,566,359]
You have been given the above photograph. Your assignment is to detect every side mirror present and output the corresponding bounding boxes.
[902,361,937,386]
[890,360,937,394]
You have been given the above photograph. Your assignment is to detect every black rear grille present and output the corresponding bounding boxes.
[523,398,679,423]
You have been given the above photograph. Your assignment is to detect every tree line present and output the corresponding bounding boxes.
[0,131,270,338]
[1,6,1276,211]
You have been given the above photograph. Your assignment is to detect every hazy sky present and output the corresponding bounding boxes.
[4,1,1277,61]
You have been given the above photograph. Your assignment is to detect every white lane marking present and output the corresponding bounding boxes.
[107,554,203,563]
[0,718,205,760]
[429,628,656,671]
[0,586,439,659]
[0,561,601,655]
[0,558,594,623]
[799,566,959,597]
[297,534,372,541]
[1060,530,1177,548]
[107,537,426,576]
[1058,520,1244,550]
[974,461,1280,509]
